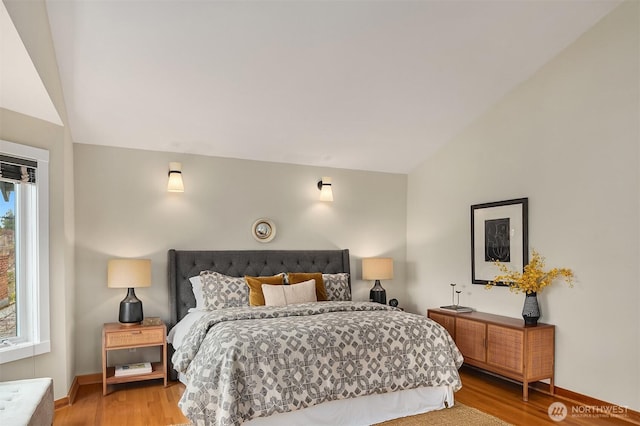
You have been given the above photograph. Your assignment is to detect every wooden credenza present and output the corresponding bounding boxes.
[427,308,554,401]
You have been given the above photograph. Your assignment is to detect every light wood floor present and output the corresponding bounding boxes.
[456,366,635,425]
[54,366,637,425]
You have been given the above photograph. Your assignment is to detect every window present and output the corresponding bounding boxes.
[0,140,49,364]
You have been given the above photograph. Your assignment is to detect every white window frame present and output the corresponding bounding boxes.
[0,139,50,364]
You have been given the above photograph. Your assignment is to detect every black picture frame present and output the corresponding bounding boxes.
[471,198,528,285]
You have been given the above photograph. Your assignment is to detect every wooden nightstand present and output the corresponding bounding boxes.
[102,319,167,395]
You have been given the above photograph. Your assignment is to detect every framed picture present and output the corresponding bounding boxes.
[471,198,528,285]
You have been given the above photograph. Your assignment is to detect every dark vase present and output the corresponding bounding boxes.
[522,292,540,326]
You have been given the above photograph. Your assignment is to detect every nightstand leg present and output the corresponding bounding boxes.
[102,343,107,396]
[163,339,168,387]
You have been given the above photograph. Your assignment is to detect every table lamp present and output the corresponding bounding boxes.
[362,257,393,304]
[107,258,151,324]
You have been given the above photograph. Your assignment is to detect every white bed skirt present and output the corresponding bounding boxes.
[178,373,453,425]
[244,385,454,426]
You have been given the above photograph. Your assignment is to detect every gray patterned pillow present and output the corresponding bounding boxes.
[200,271,249,310]
[322,273,351,301]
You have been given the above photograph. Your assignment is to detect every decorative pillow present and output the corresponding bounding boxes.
[323,273,351,301]
[188,275,206,311]
[287,272,328,301]
[262,279,317,307]
[200,271,249,310]
[245,274,285,306]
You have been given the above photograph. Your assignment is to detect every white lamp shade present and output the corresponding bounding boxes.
[168,162,184,192]
[362,257,394,281]
[107,259,152,288]
[319,177,333,202]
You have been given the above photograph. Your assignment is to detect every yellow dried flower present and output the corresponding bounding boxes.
[486,250,574,294]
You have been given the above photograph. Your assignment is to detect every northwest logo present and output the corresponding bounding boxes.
[548,402,568,422]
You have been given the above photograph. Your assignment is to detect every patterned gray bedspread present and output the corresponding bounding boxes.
[172,301,463,426]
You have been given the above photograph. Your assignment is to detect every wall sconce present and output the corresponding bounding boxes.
[362,257,394,304]
[107,258,152,324]
[167,162,184,192]
[317,177,333,202]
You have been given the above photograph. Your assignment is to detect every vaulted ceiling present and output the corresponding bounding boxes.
[42,0,620,173]
[0,2,61,126]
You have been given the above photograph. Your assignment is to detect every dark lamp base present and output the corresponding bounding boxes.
[119,287,143,324]
[369,280,387,304]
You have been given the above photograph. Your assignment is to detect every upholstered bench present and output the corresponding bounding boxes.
[0,378,54,425]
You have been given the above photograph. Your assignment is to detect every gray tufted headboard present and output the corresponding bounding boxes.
[168,248,351,328]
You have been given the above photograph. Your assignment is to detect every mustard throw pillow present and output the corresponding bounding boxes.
[288,272,328,301]
[245,274,284,306]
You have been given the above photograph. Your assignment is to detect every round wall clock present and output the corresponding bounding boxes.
[252,218,276,243]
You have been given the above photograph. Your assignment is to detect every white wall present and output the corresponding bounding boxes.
[74,144,407,374]
[407,1,639,410]
[0,0,75,400]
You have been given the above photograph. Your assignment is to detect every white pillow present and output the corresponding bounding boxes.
[262,279,317,307]
[188,276,206,312]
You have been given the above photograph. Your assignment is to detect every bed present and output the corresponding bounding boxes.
[168,249,463,426]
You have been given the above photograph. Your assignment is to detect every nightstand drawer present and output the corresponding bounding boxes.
[105,328,164,348]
